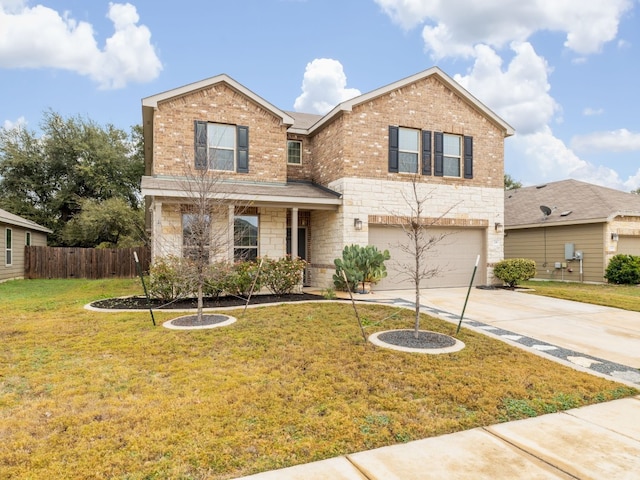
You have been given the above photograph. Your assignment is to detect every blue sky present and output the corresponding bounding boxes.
[1,0,639,191]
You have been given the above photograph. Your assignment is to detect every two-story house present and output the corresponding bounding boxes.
[141,67,514,290]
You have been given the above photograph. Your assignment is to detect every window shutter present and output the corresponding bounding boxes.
[388,126,399,173]
[237,126,249,173]
[194,121,208,170]
[421,130,432,175]
[434,131,444,177]
[464,136,473,179]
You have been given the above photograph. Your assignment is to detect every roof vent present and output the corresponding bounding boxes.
[536,184,547,189]
[560,210,572,217]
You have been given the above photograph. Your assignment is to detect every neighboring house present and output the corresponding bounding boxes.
[0,208,51,282]
[504,179,640,283]
[141,67,514,290]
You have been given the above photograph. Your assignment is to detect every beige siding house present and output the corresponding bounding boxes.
[0,208,50,282]
[504,179,640,283]
[141,67,514,289]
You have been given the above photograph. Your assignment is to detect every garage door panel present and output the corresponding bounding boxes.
[369,226,485,290]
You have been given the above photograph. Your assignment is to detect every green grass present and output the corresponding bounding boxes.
[521,280,640,311]
[0,279,637,479]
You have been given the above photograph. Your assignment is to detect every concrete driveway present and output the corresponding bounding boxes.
[369,286,640,377]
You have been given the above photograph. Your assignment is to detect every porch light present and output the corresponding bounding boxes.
[494,222,503,233]
[354,218,363,231]
[611,232,619,241]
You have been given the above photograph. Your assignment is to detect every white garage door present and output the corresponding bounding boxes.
[617,236,640,256]
[369,226,485,290]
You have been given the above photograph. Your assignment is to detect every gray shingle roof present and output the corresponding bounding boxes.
[505,179,640,227]
[0,208,52,233]
[284,111,322,130]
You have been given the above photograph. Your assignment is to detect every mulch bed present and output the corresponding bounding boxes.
[378,330,457,349]
[91,293,328,310]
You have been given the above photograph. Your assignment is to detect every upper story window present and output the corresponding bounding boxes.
[287,140,302,165]
[398,128,419,173]
[194,121,249,173]
[443,134,461,177]
[5,228,12,266]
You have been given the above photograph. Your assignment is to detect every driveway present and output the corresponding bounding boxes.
[369,286,640,381]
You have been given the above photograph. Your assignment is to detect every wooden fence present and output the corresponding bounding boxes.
[24,246,150,279]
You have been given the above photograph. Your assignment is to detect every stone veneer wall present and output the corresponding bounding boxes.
[308,177,504,288]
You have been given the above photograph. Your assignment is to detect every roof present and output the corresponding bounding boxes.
[141,177,342,210]
[0,208,52,233]
[505,179,640,228]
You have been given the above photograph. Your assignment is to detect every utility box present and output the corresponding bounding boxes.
[565,243,575,260]
[554,262,562,269]
[575,251,583,260]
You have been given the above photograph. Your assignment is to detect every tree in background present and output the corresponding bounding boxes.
[504,173,522,190]
[0,111,144,245]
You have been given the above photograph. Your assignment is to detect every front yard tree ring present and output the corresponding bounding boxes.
[163,314,236,330]
[369,329,465,354]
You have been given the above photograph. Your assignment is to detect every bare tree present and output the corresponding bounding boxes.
[393,175,459,338]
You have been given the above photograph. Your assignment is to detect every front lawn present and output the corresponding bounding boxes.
[521,280,640,312]
[1,279,636,479]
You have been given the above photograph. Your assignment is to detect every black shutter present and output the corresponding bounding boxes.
[388,126,399,173]
[421,130,432,175]
[194,121,208,170]
[434,131,443,177]
[237,126,249,173]
[463,136,473,179]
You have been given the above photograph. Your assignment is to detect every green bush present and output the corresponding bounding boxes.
[605,254,640,284]
[148,255,196,302]
[494,258,536,288]
[203,261,232,298]
[225,261,262,297]
[261,256,307,295]
[333,244,390,292]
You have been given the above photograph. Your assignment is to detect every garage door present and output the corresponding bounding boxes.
[617,236,640,256]
[369,226,485,290]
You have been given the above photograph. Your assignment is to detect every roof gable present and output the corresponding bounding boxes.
[505,179,640,228]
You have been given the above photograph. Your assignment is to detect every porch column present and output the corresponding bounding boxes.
[228,205,235,261]
[152,199,162,260]
[291,207,299,259]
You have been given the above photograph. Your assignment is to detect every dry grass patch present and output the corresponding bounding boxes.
[1,279,636,479]
[521,280,640,312]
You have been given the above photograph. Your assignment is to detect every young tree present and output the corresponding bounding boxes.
[504,173,522,190]
[0,111,144,245]
[393,176,458,338]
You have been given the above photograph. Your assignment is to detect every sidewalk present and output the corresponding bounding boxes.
[234,288,640,479]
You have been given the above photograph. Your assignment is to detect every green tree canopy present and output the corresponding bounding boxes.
[504,173,522,190]
[0,111,144,245]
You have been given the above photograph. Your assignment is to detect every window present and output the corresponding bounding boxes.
[5,228,12,266]
[234,215,258,262]
[434,132,473,179]
[182,213,211,262]
[398,128,419,173]
[25,231,31,246]
[388,126,431,175]
[287,140,302,165]
[194,121,249,173]
[443,134,461,177]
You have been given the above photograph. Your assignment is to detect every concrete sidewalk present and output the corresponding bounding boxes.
[234,287,640,479]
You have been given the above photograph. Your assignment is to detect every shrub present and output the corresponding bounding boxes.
[333,244,390,292]
[605,254,640,285]
[494,258,536,288]
[203,261,233,298]
[225,261,262,297]
[261,256,307,295]
[148,255,196,302]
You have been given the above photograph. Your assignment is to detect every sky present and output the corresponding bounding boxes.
[1,0,639,192]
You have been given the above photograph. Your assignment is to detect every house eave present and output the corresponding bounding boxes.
[505,217,610,230]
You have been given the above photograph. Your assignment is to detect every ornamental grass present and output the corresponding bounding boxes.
[1,279,636,479]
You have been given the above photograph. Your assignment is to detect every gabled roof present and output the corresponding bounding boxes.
[0,208,52,233]
[291,66,515,136]
[505,179,640,228]
[142,74,295,126]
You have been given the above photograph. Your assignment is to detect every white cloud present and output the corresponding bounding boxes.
[571,129,640,153]
[454,42,558,135]
[2,116,27,130]
[294,59,361,114]
[583,107,604,116]
[0,2,162,89]
[375,0,632,59]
